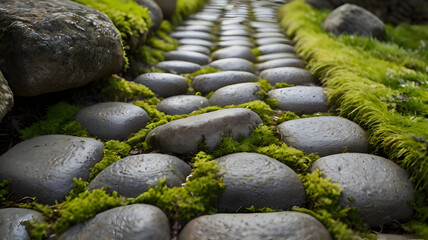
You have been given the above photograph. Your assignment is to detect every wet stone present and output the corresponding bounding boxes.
[179,211,332,240]
[268,86,328,114]
[258,52,299,62]
[258,43,296,55]
[192,71,258,94]
[175,25,212,33]
[215,152,305,210]
[259,67,316,86]
[311,153,415,226]
[156,95,210,115]
[88,154,191,197]
[0,135,104,204]
[212,46,257,62]
[257,58,306,71]
[155,61,201,74]
[182,19,215,27]
[220,29,250,37]
[164,50,210,65]
[134,72,188,98]
[169,31,215,41]
[59,204,170,240]
[0,208,44,240]
[178,38,214,48]
[147,108,262,154]
[209,58,256,73]
[77,102,150,140]
[177,45,211,55]
[209,83,261,107]
[277,116,368,156]
[253,32,286,38]
[257,37,291,45]
[217,40,256,48]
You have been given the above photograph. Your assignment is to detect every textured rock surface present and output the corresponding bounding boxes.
[0,0,123,96]
[0,208,44,240]
[88,154,191,197]
[147,108,262,154]
[155,61,202,74]
[192,71,258,94]
[0,135,104,204]
[257,58,306,71]
[209,58,256,73]
[257,43,296,54]
[59,204,170,240]
[134,72,188,97]
[268,86,328,114]
[259,67,316,86]
[156,95,210,115]
[0,71,13,122]
[209,83,261,107]
[164,50,210,65]
[179,211,332,240]
[277,116,368,156]
[311,153,415,226]
[212,46,257,62]
[76,102,150,140]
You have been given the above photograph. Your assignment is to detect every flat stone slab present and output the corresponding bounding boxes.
[88,154,191,197]
[257,59,306,72]
[157,95,210,115]
[169,31,215,41]
[59,204,170,240]
[310,153,415,226]
[209,83,261,107]
[217,40,255,48]
[179,211,332,240]
[259,67,316,86]
[0,135,104,204]
[0,208,44,240]
[212,46,257,62]
[209,58,256,73]
[215,152,305,210]
[192,71,258,95]
[147,108,262,154]
[268,86,328,114]
[177,45,210,55]
[155,61,201,74]
[257,37,291,45]
[258,52,299,62]
[134,72,188,98]
[178,38,214,48]
[277,116,368,156]
[164,50,210,65]
[77,102,150,140]
[258,43,296,54]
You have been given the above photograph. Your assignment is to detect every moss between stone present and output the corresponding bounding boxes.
[101,75,159,104]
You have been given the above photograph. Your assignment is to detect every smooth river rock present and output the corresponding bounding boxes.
[209,83,261,107]
[0,135,104,204]
[135,0,163,30]
[277,116,368,156]
[212,46,257,62]
[147,108,262,154]
[257,58,306,72]
[268,86,328,114]
[310,153,415,226]
[209,58,256,73]
[253,32,286,39]
[0,71,13,122]
[177,45,211,55]
[0,208,44,240]
[169,31,215,41]
[258,52,299,62]
[178,38,214,48]
[134,72,188,98]
[260,67,316,86]
[192,71,258,94]
[179,211,332,240]
[175,25,212,33]
[256,37,291,46]
[156,95,210,115]
[258,43,296,54]
[164,50,210,65]
[217,40,256,48]
[155,61,201,74]
[76,102,150,140]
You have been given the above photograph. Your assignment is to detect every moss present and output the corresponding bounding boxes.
[245,206,279,213]
[276,111,300,124]
[0,179,11,205]
[137,45,165,65]
[170,0,207,26]
[402,192,428,238]
[255,78,273,92]
[275,82,293,88]
[183,66,222,78]
[66,178,89,201]
[251,48,262,57]
[101,75,158,104]
[233,101,274,125]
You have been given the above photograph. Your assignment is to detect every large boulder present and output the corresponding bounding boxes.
[0,0,124,96]
[0,71,13,122]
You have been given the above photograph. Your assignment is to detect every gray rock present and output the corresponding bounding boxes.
[256,27,282,33]
[209,58,256,73]
[209,83,261,107]
[277,116,368,156]
[253,32,286,38]
[59,204,170,240]
[218,36,251,42]
[192,71,259,94]
[257,37,291,45]
[0,71,13,122]
[220,29,250,37]
[212,46,257,62]
[88,154,191,197]
[258,53,299,62]
[155,61,201,74]
[0,208,44,240]
[268,86,328,114]
[182,20,215,27]
[134,72,188,98]
[164,51,210,65]
[177,45,210,55]
[0,0,123,96]
[259,67,316,86]
[310,153,415,226]
[257,59,306,71]
[322,4,386,40]
[147,108,262,154]
[220,24,251,31]
[179,211,332,240]
[77,102,150,140]
[0,135,104,204]
[215,152,305,210]
[169,31,215,41]
[258,43,296,54]
[154,0,176,19]
[217,40,256,48]
[175,25,212,33]
[250,21,278,29]
[156,95,210,115]
[178,38,214,48]
[135,0,163,30]
[190,12,221,22]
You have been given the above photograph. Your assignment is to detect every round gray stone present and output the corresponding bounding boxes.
[190,12,221,22]
[220,24,251,31]
[88,154,191,197]
[250,21,278,29]
[310,153,415,226]
[256,27,282,33]
[147,108,262,154]
[268,86,328,114]
[253,32,286,38]
[0,135,104,204]
[134,72,188,98]
[77,102,150,140]
[257,59,306,72]
[178,38,214,48]
[192,71,258,94]
[177,45,210,55]
[212,46,257,62]
[215,152,305,210]
[259,67,316,86]
[164,50,210,65]
[257,37,291,45]
[258,52,299,62]
[209,83,261,107]
[175,25,212,33]
[220,29,250,37]
[169,31,215,41]
[209,58,256,73]
[135,0,163,30]
[0,208,44,240]
[59,204,170,240]
[218,36,251,42]
[258,43,296,54]
[155,61,202,74]
[217,40,256,48]
[182,20,215,27]
[156,95,210,115]
[179,211,332,240]
[277,116,368,156]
